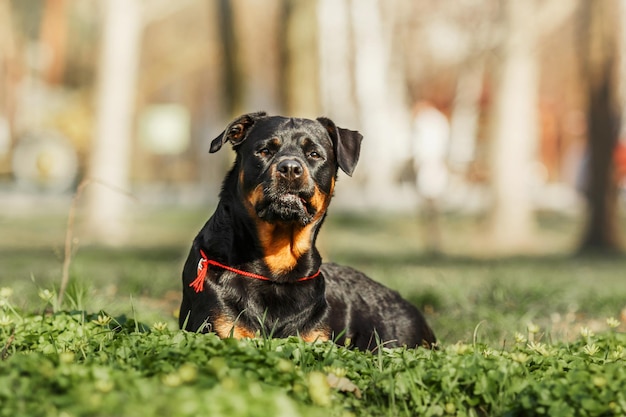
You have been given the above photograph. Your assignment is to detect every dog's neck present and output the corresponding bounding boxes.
[200,188,324,281]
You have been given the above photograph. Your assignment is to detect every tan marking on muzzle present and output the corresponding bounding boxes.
[240,170,265,218]
[309,181,333,222]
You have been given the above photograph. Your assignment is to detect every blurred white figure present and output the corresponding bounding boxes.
[412,102,450,200]
[411,102,450,254]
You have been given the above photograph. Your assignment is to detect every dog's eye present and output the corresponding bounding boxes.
[308,151,321,160]
[257,148,272,157]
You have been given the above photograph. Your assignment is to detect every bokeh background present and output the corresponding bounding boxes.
[1,0,625,343]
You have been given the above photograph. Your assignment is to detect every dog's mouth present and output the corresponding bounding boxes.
[256,190,316,225]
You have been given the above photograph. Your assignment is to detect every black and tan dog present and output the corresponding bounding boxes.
[179,112,436,350]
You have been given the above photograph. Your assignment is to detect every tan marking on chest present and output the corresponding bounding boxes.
[255,222,313,274]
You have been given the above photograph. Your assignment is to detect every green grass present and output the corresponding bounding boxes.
[1,207,626,415]
[1,308,625,416]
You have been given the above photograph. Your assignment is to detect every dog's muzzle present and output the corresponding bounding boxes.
[255,158,316,225]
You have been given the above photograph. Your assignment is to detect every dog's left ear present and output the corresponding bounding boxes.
[210,111,267,153]
[317,117,363,176]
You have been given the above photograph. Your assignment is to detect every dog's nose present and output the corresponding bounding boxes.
[277,159,303,179]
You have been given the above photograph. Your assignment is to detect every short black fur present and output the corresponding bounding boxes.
[179,112,436,350]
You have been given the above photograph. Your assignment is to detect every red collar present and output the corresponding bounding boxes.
[189,249,321,293]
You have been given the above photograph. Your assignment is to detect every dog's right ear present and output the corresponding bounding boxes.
[209,111,267,153]
[316,117,363,176]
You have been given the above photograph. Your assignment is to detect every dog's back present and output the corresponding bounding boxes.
[322,263,436,350]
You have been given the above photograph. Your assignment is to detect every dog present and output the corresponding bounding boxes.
[179,112,436,350]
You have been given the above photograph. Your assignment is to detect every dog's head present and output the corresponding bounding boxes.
[210,112,362,226]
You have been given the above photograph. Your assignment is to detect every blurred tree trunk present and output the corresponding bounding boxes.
[217,0,240,116]
[578,0,622,253]
[40,0,67,85]
[230,0,282,114]
[0,0,18,164]
[85,0,141,245]
[317,0,358,126]
[487,0,576,253]
[281,0,319,116]
[487,0,539,251]
[350,0,412,206]
[449,59,483,170]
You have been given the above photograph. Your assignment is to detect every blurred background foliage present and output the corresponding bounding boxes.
[1,0,626,343]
